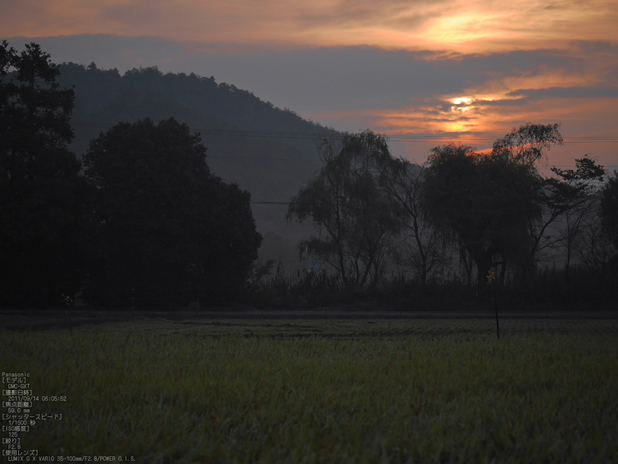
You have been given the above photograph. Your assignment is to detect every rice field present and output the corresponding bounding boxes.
[2,316,617,463]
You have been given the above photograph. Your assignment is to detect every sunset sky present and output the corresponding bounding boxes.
[2,0,617,170]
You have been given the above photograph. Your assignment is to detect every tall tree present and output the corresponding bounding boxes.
[0,41,88,307]
[573,215,617,296]
[82,117,261,308]
[287,130,402,287]
[545,156,606,284]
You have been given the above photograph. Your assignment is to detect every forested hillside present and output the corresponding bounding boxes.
[57,63,338,270]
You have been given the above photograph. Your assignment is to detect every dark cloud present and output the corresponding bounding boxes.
[507,87,618,99]
[170,43,615,115]
[4,35,614,99]
[5,35,615,119]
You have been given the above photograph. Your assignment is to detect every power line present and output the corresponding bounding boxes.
[208,156,320,162]
[73,122,341,141]
[252,201,291,205]
[72,122,618,144]
[71,122,617,167]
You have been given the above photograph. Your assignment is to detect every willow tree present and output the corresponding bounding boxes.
[421,143,543,287]
[287,130,402,288]
[375,158,450,285]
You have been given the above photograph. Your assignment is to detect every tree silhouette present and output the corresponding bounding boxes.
[82,117,261,308]
[421,143,542,287]
[375,159,449,285]
[544,156,606,285]
[600,171,618,250]
[287,131,402,287]
[0,41,88,307]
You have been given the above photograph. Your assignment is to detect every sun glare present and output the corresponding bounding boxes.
[451,97,473,105]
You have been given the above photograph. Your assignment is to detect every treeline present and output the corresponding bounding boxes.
[277,130,618,308]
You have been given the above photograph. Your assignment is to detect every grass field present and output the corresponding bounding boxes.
[2,317,618,463]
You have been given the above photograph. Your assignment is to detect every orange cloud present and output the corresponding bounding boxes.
[373,95,617,134]
[304,87,617,170]
[371,95,618,171]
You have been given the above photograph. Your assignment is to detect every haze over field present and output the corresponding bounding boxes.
[2,0,617,171]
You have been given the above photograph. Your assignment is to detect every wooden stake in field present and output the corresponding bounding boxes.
[63,294,74,337]
[487,271,500,339]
